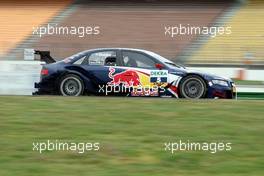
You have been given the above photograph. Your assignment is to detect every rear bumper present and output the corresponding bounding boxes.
[35,82,40,89]
[33,83,43,95]
[33,82,58,95]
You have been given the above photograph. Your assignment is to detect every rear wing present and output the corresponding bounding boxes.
[34,50,56,64]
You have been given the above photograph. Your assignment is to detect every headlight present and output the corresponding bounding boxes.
[212,80,229,87]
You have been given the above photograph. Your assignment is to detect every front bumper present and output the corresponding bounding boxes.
[208,82,236,99]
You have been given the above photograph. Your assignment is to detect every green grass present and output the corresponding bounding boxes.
[238,92,264,99]
[0,96,263,176]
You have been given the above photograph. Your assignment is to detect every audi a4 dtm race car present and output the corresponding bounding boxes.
[34,48,236,99]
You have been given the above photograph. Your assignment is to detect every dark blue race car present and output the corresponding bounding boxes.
[34,48,236,99]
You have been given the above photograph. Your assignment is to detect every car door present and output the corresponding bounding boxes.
[113,50,169,96]
[73,49,122,95]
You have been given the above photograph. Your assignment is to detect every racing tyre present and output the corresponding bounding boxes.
[59,74,84,96]
[179,75,207,99]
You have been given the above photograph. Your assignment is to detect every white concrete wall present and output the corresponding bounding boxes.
[0,61,263,95]
[246,69,264,81]
[0,61,43,95]
[188,67,264,81]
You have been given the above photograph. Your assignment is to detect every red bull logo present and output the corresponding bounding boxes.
[108,67,141,87]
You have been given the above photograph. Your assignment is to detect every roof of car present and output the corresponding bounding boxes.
[85,48,149,53]
[65,48,156,62]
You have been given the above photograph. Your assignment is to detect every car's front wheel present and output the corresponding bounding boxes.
[179,75,207,99]
[59,74,84,96]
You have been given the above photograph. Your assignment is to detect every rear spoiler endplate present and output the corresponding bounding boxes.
[34,50,56,64]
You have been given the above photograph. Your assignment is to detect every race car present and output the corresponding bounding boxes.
[34,48,236,99]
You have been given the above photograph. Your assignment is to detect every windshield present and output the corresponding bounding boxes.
[145,51,184,68]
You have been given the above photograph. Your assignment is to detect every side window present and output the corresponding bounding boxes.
[73,56,86,65]
[88,51,117,66]
[122,51,156,68]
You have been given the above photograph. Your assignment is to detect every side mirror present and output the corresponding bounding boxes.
[155,63,164,70]
[105,56,116,64]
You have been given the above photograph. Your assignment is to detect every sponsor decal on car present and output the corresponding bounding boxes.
[105,67,166,96]
[150,70,168,83]
[108,67,141,87]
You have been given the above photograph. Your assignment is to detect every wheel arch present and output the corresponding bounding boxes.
[178,73,209,98]
[182,73,208,86]
[55,70,91,92]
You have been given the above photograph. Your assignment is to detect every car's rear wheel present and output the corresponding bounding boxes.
[59,74,84,96]
[179,75,207,99]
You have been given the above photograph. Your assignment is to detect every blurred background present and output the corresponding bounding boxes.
[1,0,263,63]
[0,0,263,95]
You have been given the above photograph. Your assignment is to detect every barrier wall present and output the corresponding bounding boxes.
[0,61,263,95]
[188,67,264,81]
[0,61,42,95]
